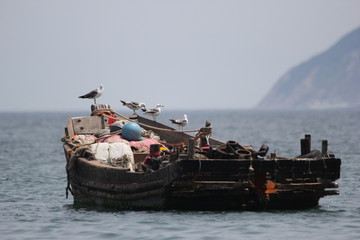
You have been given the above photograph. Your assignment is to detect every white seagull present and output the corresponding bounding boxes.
[169,114,188,130]
[79,84,104,104]
[120,100,146,114]
[142,104,164,121]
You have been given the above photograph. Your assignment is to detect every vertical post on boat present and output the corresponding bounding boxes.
[322,140,328,154]
[301,134,311,156]
[188,138,195,159]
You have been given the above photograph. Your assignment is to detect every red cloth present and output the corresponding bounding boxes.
[107,114,116,125]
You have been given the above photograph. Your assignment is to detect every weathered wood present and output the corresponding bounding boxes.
[71,116,105,134]
[63,114,341,211]
[322,139,328,154]
[301,135,311,156]
[137,115,223,145]
[133,152,148,164]
[64,127,69,138]
[65,117,75,137]
[187,138,195,159]
[72,181,165,201]
[74,175,164,193]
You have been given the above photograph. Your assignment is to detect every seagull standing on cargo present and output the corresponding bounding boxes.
[169,114,188,130]
[142,104,164,121]
[78,84,104,104]
[120,100,146,114]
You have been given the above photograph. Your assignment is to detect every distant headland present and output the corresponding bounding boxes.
[256,26,360,110]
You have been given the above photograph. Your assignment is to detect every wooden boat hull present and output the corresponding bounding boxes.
[65,145,341,210]
[63,111,341,210]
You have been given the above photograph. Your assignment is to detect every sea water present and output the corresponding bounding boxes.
[0,109,359,240]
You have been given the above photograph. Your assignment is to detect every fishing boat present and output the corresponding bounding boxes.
[62,104,341,210]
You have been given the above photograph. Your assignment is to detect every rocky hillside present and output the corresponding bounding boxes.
[256,27,360,110]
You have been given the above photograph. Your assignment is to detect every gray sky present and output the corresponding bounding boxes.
[1,0,360,112]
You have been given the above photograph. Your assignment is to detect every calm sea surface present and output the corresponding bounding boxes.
[1,109,360,240]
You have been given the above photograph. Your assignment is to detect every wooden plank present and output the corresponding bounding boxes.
[187,138,195,159]
[322,140,328,154]
[65,117,75,137]
[74,175,164,193]
[301,138,311,155]
[137,115,223,145]
[71,116,105,134]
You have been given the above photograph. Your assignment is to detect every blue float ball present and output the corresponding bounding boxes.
[122,122,142,141]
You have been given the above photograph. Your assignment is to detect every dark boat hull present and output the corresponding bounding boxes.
[63,111,341,211]
[66,148,341,210]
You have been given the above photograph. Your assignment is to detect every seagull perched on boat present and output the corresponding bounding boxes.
[120,100,146,114]
[169,114,188,130]
[78,84,104,104]
[142,104,164,121]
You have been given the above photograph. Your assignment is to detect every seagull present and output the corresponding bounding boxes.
[169,114,188,130]
[142,104,164,121]
[78,84,104,104]
[120,100,146,114]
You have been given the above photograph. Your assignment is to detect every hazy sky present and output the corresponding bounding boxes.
[1,0,360,112]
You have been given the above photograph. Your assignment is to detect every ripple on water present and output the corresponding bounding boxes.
[1,111,360,240]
